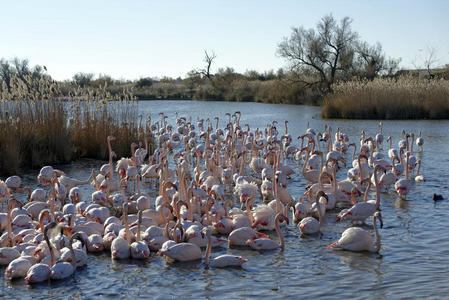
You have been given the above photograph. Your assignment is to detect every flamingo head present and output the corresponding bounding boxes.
[375,211,383,228]
[240,193,248,203]
[340,211,351,221]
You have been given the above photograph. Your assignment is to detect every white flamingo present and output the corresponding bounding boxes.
[328,211,383,253]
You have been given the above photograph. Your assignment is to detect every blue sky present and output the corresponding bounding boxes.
[1,0,448,80]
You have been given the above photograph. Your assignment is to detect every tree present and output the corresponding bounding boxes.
[423,47,439,79]
[0,59,13,92]
[277,15,398,92]
[194,50,216,80]
[73,72,94,87]
[355,42,400,79]
[277,15,358,93]
[135,77,153,88]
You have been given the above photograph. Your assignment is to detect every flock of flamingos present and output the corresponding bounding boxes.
[0,111,425,284]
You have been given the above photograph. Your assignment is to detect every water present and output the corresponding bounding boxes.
[2,100,449,299]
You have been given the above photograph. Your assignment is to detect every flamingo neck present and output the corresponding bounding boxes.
[372,215,381,253]
[405,154,409,180]
[302,150,310,177]
[275,215,284,249]
[204,231,212,266]
[137,214,141,242]
[374,168,380,209]
[68,240,76,268]
[352,145,356,162]
[124,211,130,244]
[246,199,254,224]
[316,194,322,226]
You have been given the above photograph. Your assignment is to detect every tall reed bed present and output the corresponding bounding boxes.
[0,75,150,176]
[322,76,449,119]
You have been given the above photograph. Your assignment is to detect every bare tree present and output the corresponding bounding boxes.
[412,46,439,79]
[277,15,358,93]
[195,50,216,80]
[423,47,439,79]
[277,15,399,92]
[355,42,400,79]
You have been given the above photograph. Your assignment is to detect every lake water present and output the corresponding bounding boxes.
[1,100,449,299]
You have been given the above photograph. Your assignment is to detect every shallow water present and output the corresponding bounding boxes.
[1,100,449,299]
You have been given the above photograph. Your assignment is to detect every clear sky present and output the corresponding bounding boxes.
[1,0,448,81]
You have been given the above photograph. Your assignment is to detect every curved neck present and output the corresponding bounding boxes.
[358,155,362,178]
[364,181,372,202]
[39,211,51,233]
[44,229,55,267]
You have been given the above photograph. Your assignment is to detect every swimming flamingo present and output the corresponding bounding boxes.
[204,227,247,268]
[298,191,327,235]
[415,131,424,151]
[339,165,383,224]
[25,222,57,284]
[395,152,413,199]
[328,211,383,253]
[130,210,150,259]
[246,213,288,250]
[111,203,131,259]
[414,160,425,182]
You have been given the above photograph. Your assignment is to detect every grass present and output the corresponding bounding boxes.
[0,74,152,176]
[322,76,449,119]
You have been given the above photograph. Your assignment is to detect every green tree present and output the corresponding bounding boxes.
[73,72,94,87]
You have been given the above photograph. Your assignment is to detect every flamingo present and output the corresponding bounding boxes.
[130,210,150,259]
[246,213,288,250]
[159,241,201,262]
[5,256,36,280]
[50,236,77,280]
[414,160,425,182]
[204,227,247,268]
[298,191,327,235]
[415,131,424,151]
[111,203,131,259]
[25,222,57,284]
[328,211,383,253]
[340,165,383,224]
[395,152,413,199]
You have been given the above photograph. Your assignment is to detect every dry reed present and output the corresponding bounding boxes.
[322,76,449,119]
[0,74,151,176]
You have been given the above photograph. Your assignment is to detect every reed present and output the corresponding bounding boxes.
[322,76,449,119]
[0,75,151,176]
